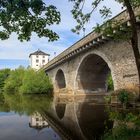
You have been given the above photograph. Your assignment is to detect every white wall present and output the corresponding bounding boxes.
[30,54,49,70]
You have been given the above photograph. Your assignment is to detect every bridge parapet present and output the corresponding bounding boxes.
[42,7,140,71]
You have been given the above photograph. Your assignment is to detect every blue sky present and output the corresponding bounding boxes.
[0,0,122,69]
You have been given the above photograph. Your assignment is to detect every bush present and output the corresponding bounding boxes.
[107,73,114,91]
[4,67,25,93]
[118,89,130,105]
[20,70,53,94]
[4,67,53,94]
[0,69,10,93]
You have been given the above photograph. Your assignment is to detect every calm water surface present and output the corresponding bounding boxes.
[0,93,112,140]
[0,94,62,140]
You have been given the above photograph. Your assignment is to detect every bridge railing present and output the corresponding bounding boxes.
[42,7,140,71]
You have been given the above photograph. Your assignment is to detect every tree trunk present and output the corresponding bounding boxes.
[124,0,140,96]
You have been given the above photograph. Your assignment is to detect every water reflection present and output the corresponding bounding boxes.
[77,102,113,140]
[29,112,49,129]
[0,94,61,140]
[51,94,113,140]
[0,93,113,140]
[55,103,66,119]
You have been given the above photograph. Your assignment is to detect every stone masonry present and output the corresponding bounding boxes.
[42,9,140,95]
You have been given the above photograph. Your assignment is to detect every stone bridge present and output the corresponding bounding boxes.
[43,8,140,96]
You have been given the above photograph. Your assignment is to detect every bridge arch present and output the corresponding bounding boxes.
[74,51,115,93]
[55,69,66,89]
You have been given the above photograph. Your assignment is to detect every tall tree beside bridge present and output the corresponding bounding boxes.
[69,0,140,91]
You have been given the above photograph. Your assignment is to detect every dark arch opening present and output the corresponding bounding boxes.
[55,69,66,89]
[77,54,113,92]
[55,103,66,119]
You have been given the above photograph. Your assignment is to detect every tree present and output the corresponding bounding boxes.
[0,0,60,41]
[4,67,53,94]
[20,69,53,94]
[0,68,10,93]
[4,67,25,93]
[69,0,140,93]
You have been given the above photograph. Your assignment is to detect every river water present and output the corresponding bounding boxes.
[0,93,111,140]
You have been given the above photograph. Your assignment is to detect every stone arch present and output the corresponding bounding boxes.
[55,69,66,89]
[75,51,114,93]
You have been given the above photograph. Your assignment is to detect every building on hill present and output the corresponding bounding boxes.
[29,49,50,70]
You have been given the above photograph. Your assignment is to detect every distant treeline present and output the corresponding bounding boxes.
[0,67,53,94]
[0,68,10,93]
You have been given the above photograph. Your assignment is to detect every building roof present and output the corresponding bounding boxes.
[29,49,50,57]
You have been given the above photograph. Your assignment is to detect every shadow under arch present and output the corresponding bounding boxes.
[55,69,66,89]
[75,53,114,93]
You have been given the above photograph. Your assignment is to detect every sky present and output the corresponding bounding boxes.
[0,0,123,69]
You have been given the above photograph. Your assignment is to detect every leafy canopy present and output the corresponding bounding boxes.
[69,0,140,34]
[4,67,53,94]
[0,69,10,93]
[0,0,61,41]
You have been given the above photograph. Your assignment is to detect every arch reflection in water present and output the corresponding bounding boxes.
[55,103,66,119]
[77,102,113,140]
[50,95,113,140]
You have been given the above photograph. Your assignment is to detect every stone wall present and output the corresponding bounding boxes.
[45,37,139,94]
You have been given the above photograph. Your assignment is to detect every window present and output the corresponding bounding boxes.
[36,64,38,66]
[36,118,39,121]
[36,59,39,63]
[36,55,39,58]
[43,55,45,58]
[42,60,45,63]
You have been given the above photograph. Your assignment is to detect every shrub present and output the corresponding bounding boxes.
[20,70,53,94]
[4,67,25,93]
[118,89,130,105]
[0,69,10,93]
[107,73,114,91]
[4,67,53,94]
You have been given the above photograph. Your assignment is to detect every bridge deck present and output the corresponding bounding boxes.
[42,7,140,71]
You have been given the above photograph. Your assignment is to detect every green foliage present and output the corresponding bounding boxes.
[4,67,25,93]
[20,69,53,94]
[107,73,114,91]
[0,69,10,93]
[104,95,111,104]
[70,0,140,35]
[1,93,52,115]
[4,67,53,94]
[95,20,133,41]
[104,125,140,140]
[118,89,130,105]
[0,0,60,41]
[104,109,140,140]
[69,0,114,34]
